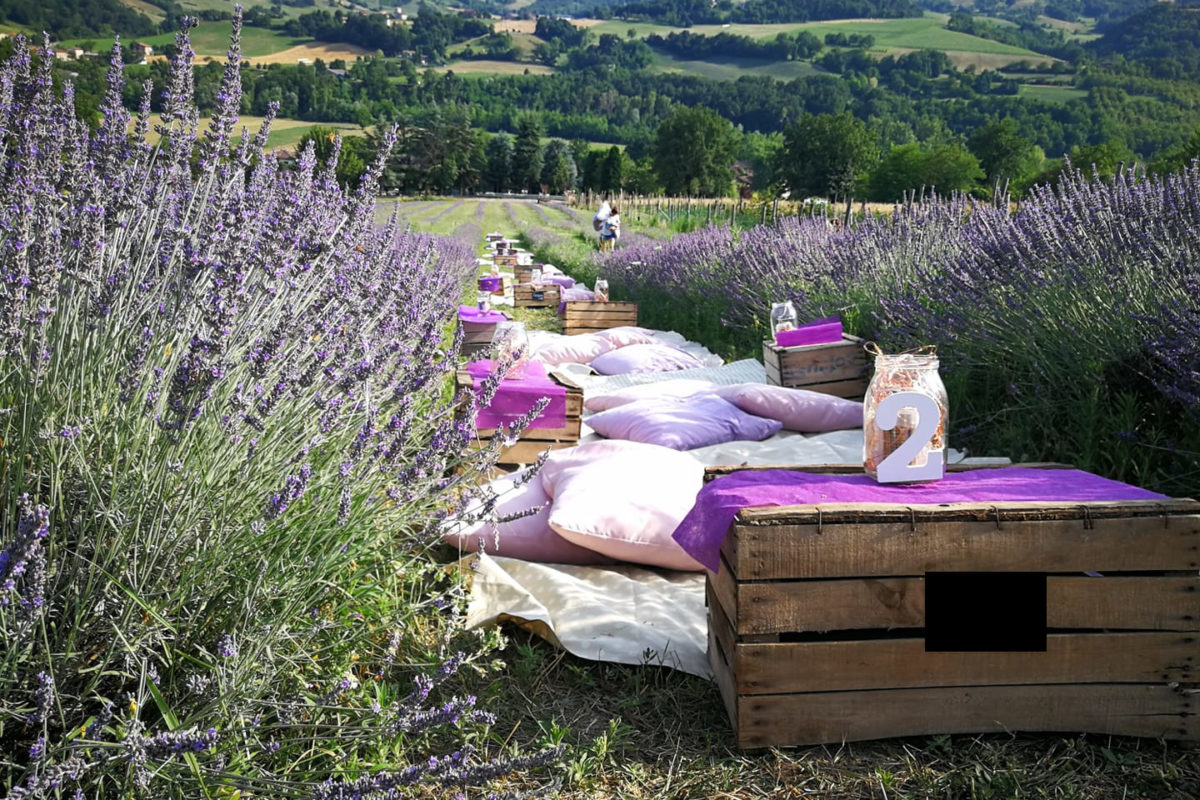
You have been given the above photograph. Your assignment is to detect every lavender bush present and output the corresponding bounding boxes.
[0,17,556,796]
[536,175,1200,495]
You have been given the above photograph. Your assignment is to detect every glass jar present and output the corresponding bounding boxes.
[492,321,529,379]
[476,291,491,313]
[863,351,948,483]
[594,278,609,302]
[770,300,798,334]
[530,267,543,286]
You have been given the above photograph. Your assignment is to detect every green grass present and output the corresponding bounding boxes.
[437,59,556,76]
[61,20,308,58]
[590,12,1053,59]
[133,113,364,149]
[117,0,167,23]
[1019,84,1089,104]
[649,51,824,82]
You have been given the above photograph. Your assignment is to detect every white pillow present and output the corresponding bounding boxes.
[584,379,720,412]
[539,441,705,571]
[532,333,615,366]
[595,326,657,348]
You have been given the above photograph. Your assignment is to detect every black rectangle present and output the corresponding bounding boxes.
[924,572,1047,652]
[531,290,545,301]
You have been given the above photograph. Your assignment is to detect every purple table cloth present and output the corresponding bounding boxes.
[672,467,1167,573]
[478,276,503,293]
[458,304,508,325]
[466,359,567,429]
[775,315,844,348]
[541,275,576,289]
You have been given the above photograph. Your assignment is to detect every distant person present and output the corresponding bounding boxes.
[593,199,612,246]
[600,205,620,252]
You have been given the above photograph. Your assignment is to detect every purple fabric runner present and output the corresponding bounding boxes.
[775,315,844,348]
[458,304,508,325]
[478,276,502,293]
[672,467,1167,572]
[541,275,576,288]
[466,359,567,429]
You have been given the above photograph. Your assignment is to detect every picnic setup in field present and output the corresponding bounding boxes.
[448,230,1200,749]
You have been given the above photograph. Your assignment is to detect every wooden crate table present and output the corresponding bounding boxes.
[691,464,1200,749]
[561,301,638,335]
[457,304,508,360]
[456,361,582,467]
[513,283,561,309]
[493,253,520,269]
[762,334,869,399]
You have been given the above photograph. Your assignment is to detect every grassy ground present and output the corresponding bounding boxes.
[61,20,307,58]
[1018,84,1089,104]
[132,113,365,149]
[437,59,556,76]
[649,51,825,82]
[416,196,1200,798]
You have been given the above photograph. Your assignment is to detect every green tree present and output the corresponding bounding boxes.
[483,133,513,193]
[541,139,577,194]
[967,118,1044,197]
[511,115,545,193]
[867,142,982,201]
[599,146,627,193]
[652,105,738,197]
[777,112,879,213]
[298,126,370,190]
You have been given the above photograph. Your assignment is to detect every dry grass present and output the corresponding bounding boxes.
[494,19,539,34]
[238,41,368,65]
[437,60,555,76]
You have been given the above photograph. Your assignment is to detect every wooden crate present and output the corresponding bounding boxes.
[493,253,519,269]
[705,463,1200,749]
[513,284,561,309]
[455,369,583,466]
[459,318,500,360]
[762,334,869,399]
[561,301,638,335]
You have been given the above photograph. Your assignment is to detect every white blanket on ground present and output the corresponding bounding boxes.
[459,333,1009,678]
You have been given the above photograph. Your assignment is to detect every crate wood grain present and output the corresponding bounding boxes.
[455,369,582,467]
[460,318,500,359]
[513,284,561,309]
[561,301,638,335]
[493,253,519,269]
[706,463,1200,748]
[762,334,869,399]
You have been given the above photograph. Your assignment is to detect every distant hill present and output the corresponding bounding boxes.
[1089,3,1200,80]
[0,0,158,38]
[916,0,1157,28]
[610,0,921,27]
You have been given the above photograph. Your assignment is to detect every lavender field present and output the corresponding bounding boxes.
[526,176,1200,498]
[0,22,559,798]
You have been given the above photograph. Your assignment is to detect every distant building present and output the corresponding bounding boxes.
[297,57,314,66]
[327,67,347,77]
[131,42,154,62]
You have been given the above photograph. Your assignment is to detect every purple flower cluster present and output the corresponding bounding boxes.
[1,496,50,633]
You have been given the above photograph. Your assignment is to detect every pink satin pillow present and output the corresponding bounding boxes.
[442,473,615,565]
[595,326,658,348]
[712,383,863,432]
[589,343,705,375]
[539,441,705,571]
[585,394,782,451]
[584,379,720,412]
[532,333,615,366]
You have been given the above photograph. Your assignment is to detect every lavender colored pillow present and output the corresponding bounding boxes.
[586,394,783,451]
[532,333,614,366]
[584,379,719,412]
[713,383,863,432]
[442,473,615,566]
[561,286,596,302]
[595,326,657,349]
[589,343,705,375]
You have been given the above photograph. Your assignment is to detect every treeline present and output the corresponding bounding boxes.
[945,12,1084,62]
[608,0,919,26]
[1089,2,1200,81]
[282,8,490,59]
[0,0,156,39]
[645,30,824,62]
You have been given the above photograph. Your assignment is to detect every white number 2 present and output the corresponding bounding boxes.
[875,391,944,483]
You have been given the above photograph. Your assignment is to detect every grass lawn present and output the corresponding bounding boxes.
[1019,84,1089,104]
[132,113,364,149]
[117,0,167,23]
[61,20,308,58]
[650,51,825,82]
[378,197,583,239]
[436,59,556,76]
[587,13,1053,61]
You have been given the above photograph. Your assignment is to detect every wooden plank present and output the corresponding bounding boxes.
[727,575,1200,635]
[732,632,1198,695]
[777,377,869,399]
[707,625,739,737]
[706,582,738,678]
[477,417,582,440]
[778,354,868,385]
[562,312,639,326]
[734,683,1198,748]
[723,514,1200,580]
[474,437,575,466]
[564,301,637,314]
[736,498,1200,525]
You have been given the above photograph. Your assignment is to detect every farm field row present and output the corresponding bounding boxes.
[132,113,365,149]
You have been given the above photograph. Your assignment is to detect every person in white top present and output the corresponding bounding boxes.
[599,206,620,252]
